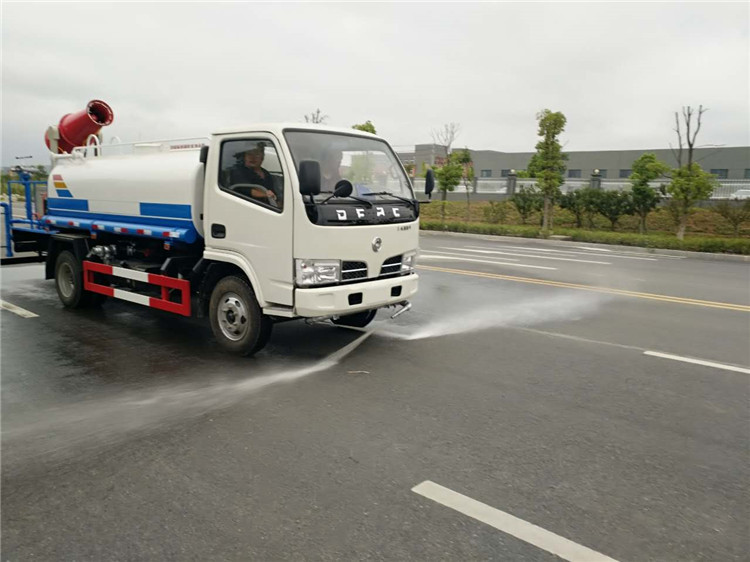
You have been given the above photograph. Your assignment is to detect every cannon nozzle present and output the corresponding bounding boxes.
[45,99,114,154]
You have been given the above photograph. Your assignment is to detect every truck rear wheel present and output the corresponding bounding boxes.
[55,250,89,309]
[332,309,377,328]
[209,276,271,356]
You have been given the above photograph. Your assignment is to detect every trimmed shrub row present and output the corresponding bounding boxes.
[420,220,750,255]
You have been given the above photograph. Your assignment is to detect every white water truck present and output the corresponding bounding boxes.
[5,100,426,355]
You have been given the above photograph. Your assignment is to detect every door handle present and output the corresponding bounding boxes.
[211,223,226,238]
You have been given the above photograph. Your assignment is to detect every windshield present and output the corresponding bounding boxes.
[284,130,414,200]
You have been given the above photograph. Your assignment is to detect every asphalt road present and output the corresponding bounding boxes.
[2,232,749,561]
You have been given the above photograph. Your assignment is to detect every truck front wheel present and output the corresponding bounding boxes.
[209,276,271,356]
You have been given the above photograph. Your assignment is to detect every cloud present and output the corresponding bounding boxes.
[2,2,747,165]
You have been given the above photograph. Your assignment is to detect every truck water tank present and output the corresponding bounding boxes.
[46,146,206,242]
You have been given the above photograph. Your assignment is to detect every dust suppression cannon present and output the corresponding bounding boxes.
[44,99,114,154]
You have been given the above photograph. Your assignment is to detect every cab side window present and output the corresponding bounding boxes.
[219,139,284,211]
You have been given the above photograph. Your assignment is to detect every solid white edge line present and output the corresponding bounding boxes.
[644,351,750,374]
[0,299,39,318]
[412,481,618,562]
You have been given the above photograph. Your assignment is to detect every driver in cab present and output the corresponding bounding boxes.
[229,143,279,206]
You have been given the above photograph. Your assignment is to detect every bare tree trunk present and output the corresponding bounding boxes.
[671,112,683,167]
[542,196,551,231]
[440,189,447,223]
[639,214,646,235]
[677,214,687,240]
[465,182,471,222]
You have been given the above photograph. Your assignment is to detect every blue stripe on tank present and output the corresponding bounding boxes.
[140,202,192,219]
[55,189,73,198]
[47,197,89,211]
[41,213,199,244]
[45,209,194,228]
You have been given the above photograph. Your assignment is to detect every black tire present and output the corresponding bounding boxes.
[209,276,269,356]
[332,309,377,328]
[54,250,89,308]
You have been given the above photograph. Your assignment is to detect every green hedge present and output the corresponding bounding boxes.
[420,220,750,255]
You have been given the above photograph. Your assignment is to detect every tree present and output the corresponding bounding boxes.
[304,109,328,124]
[713,199,750,236]
[511,185,543,224]
[669,105,706,168]
[580,187,603,229]
[352,121,376,134]
[630,153,669,234]
[431,122,461,154]
[667,105,716,239]
[525,152,543,178]
[455,148,474,221]
[596,190,634,230]
[532,109,567,233]
[560,188,588,228]
[667,163,717,239]
[433,151,464,222]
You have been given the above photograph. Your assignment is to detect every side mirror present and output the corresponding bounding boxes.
[425,169,435,199]
[333,179,353,198]
[298,160,321,195]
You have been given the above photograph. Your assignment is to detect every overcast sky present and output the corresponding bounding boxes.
[2,2,748,166]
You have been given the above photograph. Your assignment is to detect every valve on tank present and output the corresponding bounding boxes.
[45,100,114,154]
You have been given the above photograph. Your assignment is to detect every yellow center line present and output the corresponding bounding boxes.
[417,265,750,312]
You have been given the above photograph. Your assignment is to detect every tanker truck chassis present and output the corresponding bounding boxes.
[3,101,420,356]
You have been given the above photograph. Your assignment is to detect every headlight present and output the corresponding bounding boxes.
[295,259,341,286]
[401,250,418,272]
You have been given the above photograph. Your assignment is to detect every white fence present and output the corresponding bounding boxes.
[411,176,750,199]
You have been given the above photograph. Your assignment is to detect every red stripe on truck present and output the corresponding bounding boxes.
[82,261,115,297]
[82,261,190,317]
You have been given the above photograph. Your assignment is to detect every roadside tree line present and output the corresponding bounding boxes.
[428,105,739,240]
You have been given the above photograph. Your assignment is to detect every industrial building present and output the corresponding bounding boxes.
[396,145,750,180]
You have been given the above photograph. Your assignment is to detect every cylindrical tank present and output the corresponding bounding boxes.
[45,100,114,154]
[47,146,206,241]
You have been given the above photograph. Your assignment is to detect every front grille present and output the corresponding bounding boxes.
[342,261,368,281]
[379,255,403,278]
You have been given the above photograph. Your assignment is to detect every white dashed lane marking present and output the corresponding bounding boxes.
[412,481,619,562]
[440,246,612,265]
[0,299,39,318]
[644,351,750,375]
[420,252,557,270]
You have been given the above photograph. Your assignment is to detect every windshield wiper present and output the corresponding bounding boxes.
[319,193,373,207]
[362,191,416,211]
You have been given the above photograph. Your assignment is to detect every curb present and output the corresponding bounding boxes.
[419,229,750,263]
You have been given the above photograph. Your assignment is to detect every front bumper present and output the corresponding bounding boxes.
[294,273,418,318]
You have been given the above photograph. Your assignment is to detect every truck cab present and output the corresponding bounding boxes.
[204,124,419,325]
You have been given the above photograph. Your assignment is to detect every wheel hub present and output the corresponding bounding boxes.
[58,263,75,299]
[218,292,248,341]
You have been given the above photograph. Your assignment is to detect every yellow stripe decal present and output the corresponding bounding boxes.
[53,181,67,188]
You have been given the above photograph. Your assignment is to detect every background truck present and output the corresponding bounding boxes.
[5,100,420,355]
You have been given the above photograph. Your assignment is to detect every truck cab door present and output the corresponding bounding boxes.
[204,134,293,307]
